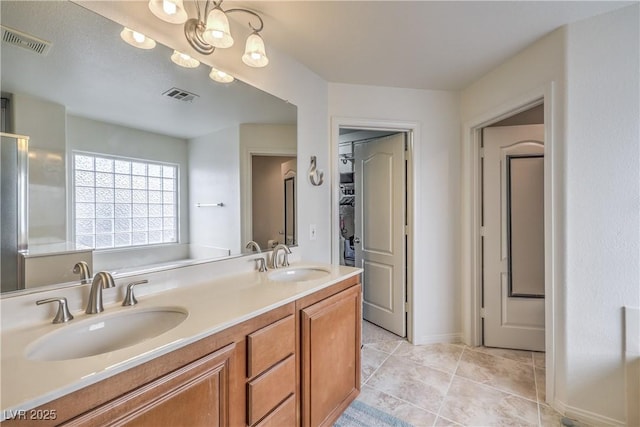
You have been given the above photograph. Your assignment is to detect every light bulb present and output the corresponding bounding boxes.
[209,67,234,83]
[120,27,156,49]
[132,31,146,44]
[162,0,176,15]
[202,8,234,48]
[171,50,200,68]
[242,33,269,68]
[148,0,187,24]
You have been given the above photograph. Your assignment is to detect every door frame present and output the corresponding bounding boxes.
[330,117,416,342]
[461,82,557,405]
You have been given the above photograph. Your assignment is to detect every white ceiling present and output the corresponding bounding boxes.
[1,0,634,139]
[237,0,635,90]
[0,1,296,139]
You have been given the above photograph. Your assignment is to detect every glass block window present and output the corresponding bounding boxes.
[73,152,178,249]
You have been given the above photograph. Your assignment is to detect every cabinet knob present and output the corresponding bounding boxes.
[36,297,74,324]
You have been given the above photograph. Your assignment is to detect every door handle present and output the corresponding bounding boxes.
[353,237,361,244]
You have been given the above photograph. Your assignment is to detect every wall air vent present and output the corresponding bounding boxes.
[162,87,199,103]
[1,25,51,56]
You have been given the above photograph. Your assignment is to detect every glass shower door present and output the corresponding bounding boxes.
[1,133,28,292]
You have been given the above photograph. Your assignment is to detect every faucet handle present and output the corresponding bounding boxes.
[246,240,262,253]
[122,280,149,306]
[36,297,74,324]
[73,261,91,284]
[255,257,268,272]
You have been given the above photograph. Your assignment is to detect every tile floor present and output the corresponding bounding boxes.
[357,321,567,427]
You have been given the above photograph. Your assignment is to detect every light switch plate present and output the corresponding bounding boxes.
[625,306,640,356]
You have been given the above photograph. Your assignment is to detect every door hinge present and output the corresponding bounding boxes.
[404,301,411,313]
[480,307,486,318]
[479,147,485,158]
[480,226,485,237]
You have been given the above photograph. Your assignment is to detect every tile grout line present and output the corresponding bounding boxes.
[361,340,402,385]
[362,339,444,420]
[466,346,536,368]
[364,324,543,425]
[431,345,465,426]
[453,372,540,405]
[532,352,542,427]
[453,347,540,404]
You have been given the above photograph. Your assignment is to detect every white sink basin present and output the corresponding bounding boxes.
[26,307,188,361]
[268,267,330,282]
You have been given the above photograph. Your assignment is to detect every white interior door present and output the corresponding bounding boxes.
[483,124,545,351]
[354,133,406,337]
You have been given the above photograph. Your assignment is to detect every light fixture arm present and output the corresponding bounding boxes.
[183,0,265,55]
[225,8,264,33]
[200,0,220,21]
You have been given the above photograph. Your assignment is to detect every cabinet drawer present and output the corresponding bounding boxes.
[247,314,294,378]
[247,354,295,425]
[254,394,296,427]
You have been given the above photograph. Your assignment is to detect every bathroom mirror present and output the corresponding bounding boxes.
[284,177,296,246]
[0,0,297,294]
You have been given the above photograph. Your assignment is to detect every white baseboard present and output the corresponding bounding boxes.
[412,333,462,346]
[554,399,625,427]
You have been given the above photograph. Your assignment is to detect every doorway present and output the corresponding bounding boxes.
[482,121,545,351]
[250,155,296,250]
[335,128,409,338]
[473,102,548,354]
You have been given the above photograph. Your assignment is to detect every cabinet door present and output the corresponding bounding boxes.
[64,343,236,427]
[300,285,361,427]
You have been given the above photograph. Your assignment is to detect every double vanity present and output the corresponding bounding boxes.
[1,255,362,427]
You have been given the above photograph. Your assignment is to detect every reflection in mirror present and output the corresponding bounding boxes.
[250,154,296,250]
[0,133,28,292]
[0,1,297,294]
[284,177,296,246]
[507,155,545,298]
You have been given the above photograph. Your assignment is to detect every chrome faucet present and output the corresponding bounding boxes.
[245,240,262,253]
[73,261,92,284]
[270,244,291,269]
[86,271,115,314]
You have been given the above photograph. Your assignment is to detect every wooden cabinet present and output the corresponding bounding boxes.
[254,394,296,427]
[247,355,296,425]
[63,343,235,427]
[299,281,362,427]
[4,276,361,427]
[247,315,295,378]
[246,315,296,426]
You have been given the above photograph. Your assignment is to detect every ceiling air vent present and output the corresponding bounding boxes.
[162,87,199,103]
[1,25,51,56]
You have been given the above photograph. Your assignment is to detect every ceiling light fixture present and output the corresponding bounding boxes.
[148,0,269,68]
[120,28,156,49]
[170,50,200,68]
[209,67,234,83]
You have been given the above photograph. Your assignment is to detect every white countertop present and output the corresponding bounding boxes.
[22,242,93,258]
[0,262,361,419]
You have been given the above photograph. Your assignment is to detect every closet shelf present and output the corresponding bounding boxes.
[340,195,355,206]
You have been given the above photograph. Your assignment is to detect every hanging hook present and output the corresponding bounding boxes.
[309,156,324,186]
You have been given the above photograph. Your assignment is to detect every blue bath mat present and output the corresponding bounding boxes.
[334,400,414,427]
